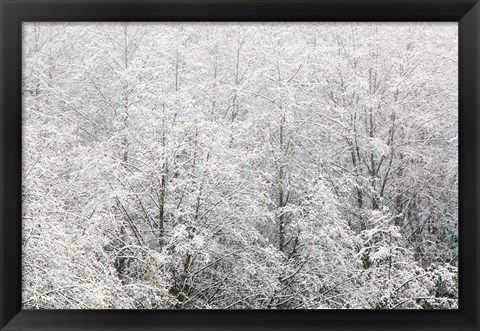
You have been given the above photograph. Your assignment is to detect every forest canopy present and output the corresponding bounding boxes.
[22,22,458,309]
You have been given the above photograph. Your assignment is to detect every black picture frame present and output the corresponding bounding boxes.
[1,0,479,330]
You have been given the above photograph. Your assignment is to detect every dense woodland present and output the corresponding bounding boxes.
[22,23,458,309]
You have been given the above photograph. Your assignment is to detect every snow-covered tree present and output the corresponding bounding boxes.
[22,22,458,309]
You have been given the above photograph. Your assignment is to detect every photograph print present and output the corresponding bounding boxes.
[22,22,458,309]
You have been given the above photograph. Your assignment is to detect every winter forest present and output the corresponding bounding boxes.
[22,23,458,309]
